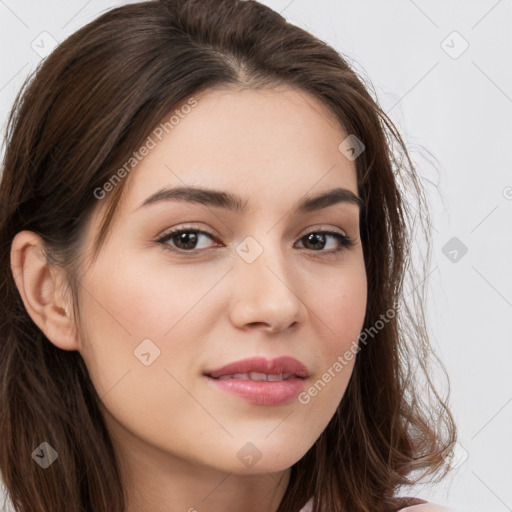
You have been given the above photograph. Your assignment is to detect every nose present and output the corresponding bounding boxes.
[228,241,307,333]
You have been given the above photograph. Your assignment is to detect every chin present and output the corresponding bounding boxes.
[216,441,310,475]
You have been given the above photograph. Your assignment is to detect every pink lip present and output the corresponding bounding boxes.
[204,356,309,406]
[206,356,309,379]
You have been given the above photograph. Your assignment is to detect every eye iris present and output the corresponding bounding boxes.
[304,232,326,250]
[174,231,198,250]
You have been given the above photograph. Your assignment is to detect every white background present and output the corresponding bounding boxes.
[1,1,511,511]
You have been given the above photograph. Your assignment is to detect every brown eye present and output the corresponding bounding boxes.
[296,230,355,254]
[157,228,218,252]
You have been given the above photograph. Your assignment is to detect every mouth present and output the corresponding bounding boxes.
[211,372,297,381]
[203,356,309,406]
[204,355,309,379]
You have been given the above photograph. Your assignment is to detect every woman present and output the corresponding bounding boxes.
[0,0,457,510]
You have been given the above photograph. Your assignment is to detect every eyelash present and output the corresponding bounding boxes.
[156,225,355,257]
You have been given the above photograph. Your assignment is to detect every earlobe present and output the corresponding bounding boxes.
[10,230,80,351]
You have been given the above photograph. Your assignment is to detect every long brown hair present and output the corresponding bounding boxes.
[0,1,456,510]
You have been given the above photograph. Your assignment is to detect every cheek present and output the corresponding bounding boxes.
[314,258,367,354]
[75,251,223,387]
[82,250,216,334]
[300,259,367,411]
[74,253,218,450]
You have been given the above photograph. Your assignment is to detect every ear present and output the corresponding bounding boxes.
[10,230,80,351]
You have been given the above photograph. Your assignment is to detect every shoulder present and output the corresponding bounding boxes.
[299,498,456,512]
[400,504,457,511]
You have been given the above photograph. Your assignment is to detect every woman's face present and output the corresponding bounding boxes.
[76,85,367,474]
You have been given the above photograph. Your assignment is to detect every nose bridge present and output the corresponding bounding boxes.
[229,232,305,330]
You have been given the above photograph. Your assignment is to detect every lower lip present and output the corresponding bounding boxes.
[206,376,306,406]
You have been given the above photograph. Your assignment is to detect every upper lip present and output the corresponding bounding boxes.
[205,356,309,379]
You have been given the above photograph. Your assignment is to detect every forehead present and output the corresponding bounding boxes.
[103,86,359,228]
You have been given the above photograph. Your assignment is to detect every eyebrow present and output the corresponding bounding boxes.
[135,186,364,215]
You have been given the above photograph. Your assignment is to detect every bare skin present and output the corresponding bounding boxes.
[11,85,367,512]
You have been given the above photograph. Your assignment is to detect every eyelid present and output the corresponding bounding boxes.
[156,223,220,243]
[298,224,349,238]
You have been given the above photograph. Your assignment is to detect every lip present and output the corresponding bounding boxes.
[205,356,309,379]
[204,356,309,406]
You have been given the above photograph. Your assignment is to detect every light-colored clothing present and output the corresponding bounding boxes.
[400,504,456,511]
[299,498,456,511]
[298,497,313,511]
